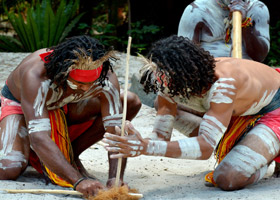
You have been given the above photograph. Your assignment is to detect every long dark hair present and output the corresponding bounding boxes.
[44,35,113,89]
[141,35,216,99]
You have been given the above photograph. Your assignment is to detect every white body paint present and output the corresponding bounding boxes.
[241,90,277,116]
[178,0,270,59]
[146,140,168,156]
[28,118,51,134]
[127,140,144,156]
[208,78,236,104]
[248,124,280,156]
[214,145,267,184]
[0,116,27,169]
[100,80,121,116]
[33,79,51,117]
[103,114,122,128]
[178,137,202,159]
[45,80,120,117]
[66,80,78,90]
[199,114,227,149]
[153,115,174,140]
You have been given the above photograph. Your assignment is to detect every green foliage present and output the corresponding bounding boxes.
[265,20,280,66]
[78,20,162,54]
[0,0,84,52]
[78,22,121,47]
[128,21,161,54]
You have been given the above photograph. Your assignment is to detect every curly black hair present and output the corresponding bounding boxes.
[44,35,113,90]
[140,35,216,99]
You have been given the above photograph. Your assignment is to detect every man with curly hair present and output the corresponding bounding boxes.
[0,35,141,197]
[103,35,280,190]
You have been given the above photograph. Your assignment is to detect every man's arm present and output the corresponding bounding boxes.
[147,93,177,141]
[98,71,127,187]
[103,77,237,161]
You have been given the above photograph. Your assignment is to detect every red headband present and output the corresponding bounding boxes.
[69,65,103,83]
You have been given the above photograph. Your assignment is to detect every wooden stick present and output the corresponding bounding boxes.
[3,189,82,195]
[3,189,143,198]
[115,36,132,187]
[232,10,242,58]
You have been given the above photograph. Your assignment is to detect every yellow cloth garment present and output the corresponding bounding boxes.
[43,109,75,187]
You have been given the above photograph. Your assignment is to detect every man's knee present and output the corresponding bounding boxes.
[214,164,246,191]
[0,162,27,180]
[127,92,142,112]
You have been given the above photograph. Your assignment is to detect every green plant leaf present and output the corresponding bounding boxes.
[0,35,24,52]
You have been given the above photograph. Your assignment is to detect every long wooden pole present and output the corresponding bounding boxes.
[3,189,143,198]
[232,10,242,58]
[114,36,132,187]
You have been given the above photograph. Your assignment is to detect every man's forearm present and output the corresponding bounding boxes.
[31,135,82,185]
[242,27,269,62]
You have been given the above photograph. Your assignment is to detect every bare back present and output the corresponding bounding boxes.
[214,57,280,116]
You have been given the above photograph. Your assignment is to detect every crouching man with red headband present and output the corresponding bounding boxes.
[0,35,141,197]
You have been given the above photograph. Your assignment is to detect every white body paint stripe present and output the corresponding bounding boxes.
[208,78,236,104]
[103,120,122,127]
[0,116,27,169]
[146,140,168,156]
[248,124,280,156]
[216,145,267,179]
[103,114,123,121]
[153,115,174,139]
[67,80,78,89]
[1,116,19,154]
[33,79,51,117]
[103,114,122,128]
[128,140,141,145]
[178,137,202,159]
[28,118,51,134]
[242,90,277,116]
[203,114,227,132]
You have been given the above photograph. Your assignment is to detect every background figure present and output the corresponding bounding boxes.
[178,0,270,62]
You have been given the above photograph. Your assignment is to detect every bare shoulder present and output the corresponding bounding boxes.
[215,58,280,89]
[7,48,50,102]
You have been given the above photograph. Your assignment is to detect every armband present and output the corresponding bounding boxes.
[73,177,87,190]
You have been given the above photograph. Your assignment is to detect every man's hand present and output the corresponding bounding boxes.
[75,179,104,198]
[229,0,249,21]
[102,121,148,159]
